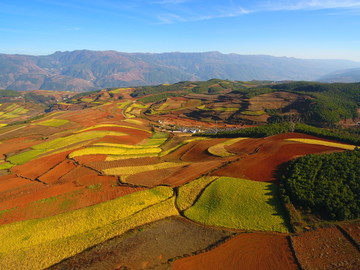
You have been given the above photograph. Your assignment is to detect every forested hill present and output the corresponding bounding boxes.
[0,50,359,92]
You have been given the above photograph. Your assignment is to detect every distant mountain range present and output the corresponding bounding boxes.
[318,67,360,83]
[0,50,359,92]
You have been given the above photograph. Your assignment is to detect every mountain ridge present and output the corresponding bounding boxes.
[0,50,359,92]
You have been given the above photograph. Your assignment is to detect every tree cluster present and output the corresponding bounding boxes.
[281,149,360,220]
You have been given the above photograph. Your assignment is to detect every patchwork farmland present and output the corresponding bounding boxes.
[0,81,359,269]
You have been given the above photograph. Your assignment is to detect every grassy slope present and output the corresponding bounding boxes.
[184,177,289,232]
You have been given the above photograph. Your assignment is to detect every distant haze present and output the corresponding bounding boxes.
[0,50,359,92]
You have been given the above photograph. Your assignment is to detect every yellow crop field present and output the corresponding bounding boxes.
[0,188,178,270]
[103,162,186,176]
[285,138,356,150]
[207,138,248,157]
[117,101,131,109]
[36,119,69,127]
[124,118,143,125]
[93,143,159,149]
[77,124,151,134]
[0,124,7,128]
[106,153,159,161]
[69,146,162,158]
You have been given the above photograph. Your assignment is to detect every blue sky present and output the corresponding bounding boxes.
[1,0,360,60]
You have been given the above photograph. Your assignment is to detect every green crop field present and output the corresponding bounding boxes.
[36,119,69,127]
[0,186,177,270]
[184,177,289,232]
[176,176,218,211]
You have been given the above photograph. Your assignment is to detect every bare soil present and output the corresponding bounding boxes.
[291,226,360,270]
[173,232,298,270]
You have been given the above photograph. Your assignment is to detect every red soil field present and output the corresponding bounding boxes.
[0,137,38,159]
[180,139,228,162]
[214,135,342,181]
[73,154,107,164]
[125,160,224,187]
[124,166,184,187]
[0,175,33,195]
[291,226,360,270]
[0,183,146,225]
[161,160,225,186]
[340,223,360,247]
[38,160,77,184]
[11,151,71,180]
[58,166,116,186]
[173,232,298,270]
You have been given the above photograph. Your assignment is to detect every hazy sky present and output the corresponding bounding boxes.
[1,0,360,61]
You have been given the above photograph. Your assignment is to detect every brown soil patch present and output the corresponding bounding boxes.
[173,232,298,270]
[339,222,360,247]
[47,216,233,270]
[249,92,300,111]
[291,226,360,270]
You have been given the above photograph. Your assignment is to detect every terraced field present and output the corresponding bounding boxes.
[0,95,358,269]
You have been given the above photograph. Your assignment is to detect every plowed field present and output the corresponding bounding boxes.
[291,226,360,270]
[173,232,298,270]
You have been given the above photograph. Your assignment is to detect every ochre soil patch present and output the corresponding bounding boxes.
[173,232,298,270]
[47,216,233,270]
[214,135,342,181]
[291,226,360,270]
[339,222,360,247]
